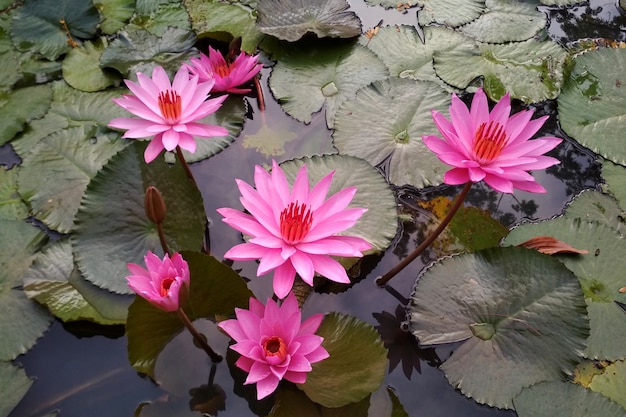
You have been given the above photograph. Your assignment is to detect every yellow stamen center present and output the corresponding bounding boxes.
[158,90,182,123]
[280,202,313,244]
[263,336,287,361]
[473,121,508,163]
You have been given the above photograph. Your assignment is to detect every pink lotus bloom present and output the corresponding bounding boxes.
[217,161,371,299]
[422,88,562,193]
[218,293,329,399]
[126,251,190,312]
[108,65,229,163]
[184,46,263,94]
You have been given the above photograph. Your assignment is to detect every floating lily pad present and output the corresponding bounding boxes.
[514,381,626,417]
[417,0,486,27]
[279,154,398,253]
[126,251,252,377]
[0,84,52,146]
[11,113,69,159]
[0,361,33,417]
[62,38,121,92]
[504,217,626,360]
[129,1,190,36]
[0,219,50,360]
[564,190,626,234]
[0,168,28,221]
[589,360,626,408]
[10,0,100,60]
[269,384,370,416]
[0,25,21,91]
[434,39,568,103]
[256,0,361,42]
[333,77,451,187]
[72,141,206,294]
[184,0,264,53]
[409,247,589,409]
[95,0,136,34]
[601,159,626,208]
[558,48,626,166]
[458,0,546,43]
[268,43,388,128]
[299,313,388,408]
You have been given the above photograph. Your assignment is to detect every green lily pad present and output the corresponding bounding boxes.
[10,0,99,60]
[458,0,546,43]
[434,38,569,103]
[100,26,197,77]
[0,167,28,221]
[128,1,190,36]
[601,158,626,209]
[299,312,388,408]
[0,361,33,417]
[22,240,124,325]
[0,219,50,360]
[18,124,127,233]
[332,77,451,187]
[558,48,626,166]
[0,84,52,146]
[62,38,121,92]
[11,113,69,159]
[269,384,370,416]
[504,217,626,360]
[184,0,264,53]
[409,247,589,409]
[589,360,626,408]
[72,141,206,294]
[268,42,388,128]
[126,251,252,377]
[95,0,136,34]
[0,25,21,91]
[564,190,626,234]
[256,0,361,42]
[359,25,467,90]
[514,381,626,417]
[417,0,486,27]
[278,154,398,253]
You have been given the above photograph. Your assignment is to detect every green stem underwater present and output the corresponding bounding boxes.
[376,181,473,287]
[176,307,223,363]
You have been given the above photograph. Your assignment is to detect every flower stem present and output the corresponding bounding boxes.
[175,146,197,187]
[176,307,223,363]
[376,181,473,287]
[254,74,265,112]
[156,222,170,256]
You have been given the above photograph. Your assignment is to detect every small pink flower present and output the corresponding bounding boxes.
[218,293,329,399]
[422,88,562,193]
[217,161,371,299]
[126,251,189,312]
[183,46,263,94]
[108,65,229,163]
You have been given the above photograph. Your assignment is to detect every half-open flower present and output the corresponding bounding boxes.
[422,88,562,193]
[217,161,371,299]
[109,65,228,163]
[184,46,263,94]
[126,251,189,312]
[218,293,329,399]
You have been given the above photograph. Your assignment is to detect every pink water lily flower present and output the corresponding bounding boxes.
[217,161,372,299]
[126,251,189,312]
[218,293,329,399]
[422,88,562,193]
[184,46,263,94]
[108,65,228,163]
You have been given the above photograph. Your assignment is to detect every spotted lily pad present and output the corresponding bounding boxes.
[564,190,626,234]
[256,0,361,42]
[409,247,589,409]
[0,361,33,417]
[332,77,451,187]
[268,43,388,128]
[589,360,626,408]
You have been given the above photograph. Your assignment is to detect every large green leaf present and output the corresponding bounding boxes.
[0,361,33,417]
[564,190,626,234]
[458,0,546,43]
[18,124,127,233]
[409,247,589,409]
[72,141,206,294]
[278,154,398,253]
[359,25,467,90]
[11,113,69,159]
[269,384,370,417]
[0,84,52,145]
[0,219,50,360]
[504,217,626,360]
[514,381,626,417]
[0,24,21,91]
[332,77,451,187]
[256,0,361,42]
[589,360,626,408]
[434,39,568,103]
[0,167,28,221]
[126,251,252,377]
[128,0,190,36]
[268,42,388,128]
[417,0,486,27]
[557,48,626,166]
[602,158,626,209]
[95,0,137,34]
[10,0,99,60]
[299,313,388,408]
[62,38,121,92]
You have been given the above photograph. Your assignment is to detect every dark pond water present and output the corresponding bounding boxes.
[6,0,622,416]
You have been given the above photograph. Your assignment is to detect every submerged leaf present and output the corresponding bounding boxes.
[517,236,590,255]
